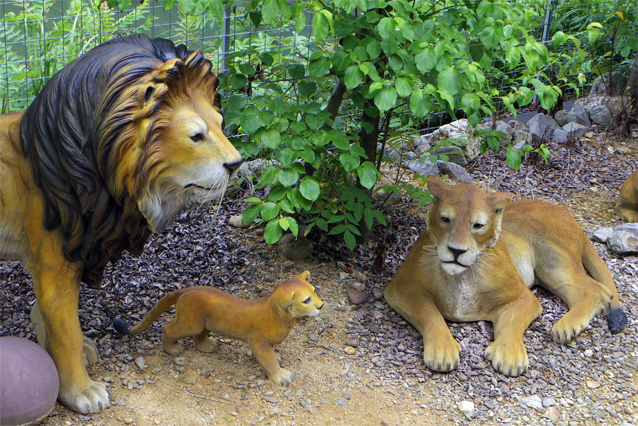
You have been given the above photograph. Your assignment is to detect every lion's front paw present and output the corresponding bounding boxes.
[195,337,219,353]
[552,297,612,344]
[163,342,185,356]
[58,378,111,414]
[82,336,100,367]
[485,339,528,377]
[270,368,294,386]
[423,335,461,372]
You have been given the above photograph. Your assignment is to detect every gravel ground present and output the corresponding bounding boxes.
[1,127,636,426]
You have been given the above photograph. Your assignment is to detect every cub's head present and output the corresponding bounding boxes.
[277,271,324,318]
[426,179,513,276]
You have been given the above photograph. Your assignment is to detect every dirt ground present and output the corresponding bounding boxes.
[1,128,637,426]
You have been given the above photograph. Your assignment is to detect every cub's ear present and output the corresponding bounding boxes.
[427,178,452,200]
[490,192,514,211]
[295,271,311,283]
[283,291,296,315]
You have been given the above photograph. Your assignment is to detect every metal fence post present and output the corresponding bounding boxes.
[533,0,554,106]
[222,5,231,72]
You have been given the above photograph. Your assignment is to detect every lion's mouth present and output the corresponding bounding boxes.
[185,182,226,203]
[441,260,469,268]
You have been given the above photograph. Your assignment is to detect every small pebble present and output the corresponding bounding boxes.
[458,400,474,414]
[336,398,347,406]
[587,380,601,389]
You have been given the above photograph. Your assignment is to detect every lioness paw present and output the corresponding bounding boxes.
[270,368,294,386]
[58,379,110,414]
[82,336,100,367]
[423,336,461,372]
[485,339,528,377]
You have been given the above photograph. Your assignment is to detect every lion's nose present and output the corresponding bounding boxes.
[224,159,243,173]
[318,303,324,310]
[448,246,467,261]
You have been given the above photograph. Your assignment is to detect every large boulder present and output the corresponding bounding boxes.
[427,119,482,160]
[589,72,628,96]
[573,95,628,128]
[527,113,561,143]
[554,106,591,127]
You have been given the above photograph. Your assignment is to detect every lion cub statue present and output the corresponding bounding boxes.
[385,179,628,377]
[616,170,638,222]
[114,271,323,386]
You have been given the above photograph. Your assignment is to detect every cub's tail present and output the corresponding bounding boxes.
[113,288,186,335]
[582,237,628,334]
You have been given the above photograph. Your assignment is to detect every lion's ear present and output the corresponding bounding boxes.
[152,58,183,82]
[427,178,452,200]
[490,192,514,211]
[295,271,311,283]
[283,291,296,314]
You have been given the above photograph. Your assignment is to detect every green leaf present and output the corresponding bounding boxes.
[353,203,364,222]
[437,67,463,96]
[366,42,382,60]
[299,80,317,97]
[357,162,378,189]
[377,17,396,40]
[409,90,432,117]
[279,217,290,231]
[308,56,331,77]
[262,0,279,24]
[343,229,356,251]
[295,11,307,33]
[278,169,299,187]
[242,203,262,224]
[226,96,247,111]
[258,111,275,127]
[178,0,196,13]
[374,86,397,112]
[340,153,361,172]
[480,25,504,50]
[300,178,320,201]
[264,219,283,244]
[240,114,261,135]
[461,93,480,114]
[328,224,347,235]
[345,65,363,90]
[278,198,295,214]
[415,48,437,73]
[313,11,330,42]
[306,114,325,131]
[505,148,523,171]
[395,77,413,98]
[364,207,374,228]
[163,0,176,10]
[316,218,329,232]
[261,129,281,149]
[372,210,387,226]
[261,202,280,221]
[279,148,298,168]
[287,64,306,79]
[329,130,350,150]
[260,166,279,187]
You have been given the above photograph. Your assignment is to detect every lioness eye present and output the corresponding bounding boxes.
[441,216,450,223]
[190,133,204,142]
[303,297,311,304]
[473,223,485,229]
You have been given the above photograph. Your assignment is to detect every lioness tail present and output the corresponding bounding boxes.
[113,289,187,335]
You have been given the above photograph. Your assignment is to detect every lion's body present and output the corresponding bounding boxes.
[385,180,626,377]
[616,170,638,222]
[0,35,242,413]
[114,272,324,386]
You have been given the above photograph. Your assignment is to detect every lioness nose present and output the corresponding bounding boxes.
[318,303,324,310]
[224,159,243,172]
[448,246,467,261]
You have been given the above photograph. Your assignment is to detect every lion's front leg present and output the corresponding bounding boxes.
[486,289,542,377]
[29,255,110,414]
[31,301,100,367]
[249,341,294,386]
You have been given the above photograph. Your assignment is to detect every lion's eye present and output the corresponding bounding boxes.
[190,133,204,142]
[441,216,450,223]
[303,297,311,304]
[473,223,485,229]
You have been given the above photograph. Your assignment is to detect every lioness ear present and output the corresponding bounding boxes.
[427,178,452,200]
[490,192,514,211]
[285,291,296,314]
[296,271,311,283]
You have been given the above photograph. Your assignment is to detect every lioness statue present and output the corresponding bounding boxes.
[385,179,628,377]
[0,35,242,413]
[113,271,323,386]
[616,170,638,222]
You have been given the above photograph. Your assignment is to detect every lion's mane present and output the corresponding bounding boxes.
[19,34,222,287]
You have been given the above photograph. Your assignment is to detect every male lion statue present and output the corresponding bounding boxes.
[616,170,638,222]
[0,34,242,413]
[385,179,628,377]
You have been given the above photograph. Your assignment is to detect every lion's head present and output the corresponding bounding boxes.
[20,34,242,287]
[277,271,324,319]
[425,179,513,276]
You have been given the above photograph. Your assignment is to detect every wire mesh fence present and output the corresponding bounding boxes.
[0,0,636,118]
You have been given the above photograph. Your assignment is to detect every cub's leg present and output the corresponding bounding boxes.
[193,329,219,353]
[536,261,613,344]
[250,341,294,386]
[28,255,110,414]
[485,288,542,377]
[385,284,461,372]
[162,310,205,356]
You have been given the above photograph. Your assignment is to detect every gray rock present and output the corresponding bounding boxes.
[347,289,368,305]
[568,106,591,127]
[555,110,570,126]
[277,233,313,260]
[590,105,612,127]
[593,227,614,243]
[527,113,561,143]
[509,120,529,132]
[436,161,472,184]
[542,397,556,407]
[552,129,570,143]
[458,400,475,414]
[511,129,532,147]
[431,145,468,166]
[415,141,432,155]
[427,119,482,159]
[229,214,250,229]
[135,356,145,370]
[521,395,543,410]
[607,228,638,254]
[590,72,628,96]
[405,158,439,176]
[562,122,588,139]
[382,146,402,162]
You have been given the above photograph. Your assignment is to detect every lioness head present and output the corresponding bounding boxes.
[426,179,513,276]
[279,271,324,318]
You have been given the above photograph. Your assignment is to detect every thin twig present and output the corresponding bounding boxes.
[179,389,248,406]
